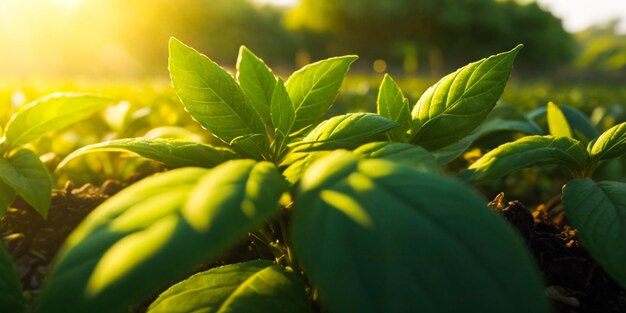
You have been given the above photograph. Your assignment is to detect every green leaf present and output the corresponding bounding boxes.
[236,46,276,127]
[58,138,237,169]
[0,180,16,216]
[270,78,295,158]
[148,260,310,313]
[376,74,410,141]
[589,122,626,163]
[282,152,328,185]
[0,149,52,218]
[410,45,522,150]
[459,135,588,182]
[563,179,626,288]
[2,93,115,149]
[169,38,269,159]
[37,161,286,313]
[290,113,398,152]
[527,104,599,141]
[293,152,549,313]
[547,102,573,138]
[432,117,543,165]
[0,243,24,313]
[284,55,358,137]
[353,142,438,173]
[144,126,204,142]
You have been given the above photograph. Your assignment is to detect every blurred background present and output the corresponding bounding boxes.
[1,0,625,203]
[0,0,625,80]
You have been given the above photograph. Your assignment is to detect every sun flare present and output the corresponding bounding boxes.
[49,0,81,8]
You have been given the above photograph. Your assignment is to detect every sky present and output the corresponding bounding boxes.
[256,0,626,34]
[536,0,626,33]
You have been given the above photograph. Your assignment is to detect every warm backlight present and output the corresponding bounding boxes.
[49,0,81,8]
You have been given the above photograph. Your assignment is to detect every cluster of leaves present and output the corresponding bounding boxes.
[3,38,609,313]
[0,94,114,217]
[460,101,626,289]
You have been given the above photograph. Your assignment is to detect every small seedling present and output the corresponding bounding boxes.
[461,101,626,289]
[0,93,114,218]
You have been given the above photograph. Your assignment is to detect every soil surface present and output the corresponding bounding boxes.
[490,193,626,313]
[0,180,125,291]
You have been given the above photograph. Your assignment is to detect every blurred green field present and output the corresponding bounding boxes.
[2,76,625,149]
[2,76,625,206]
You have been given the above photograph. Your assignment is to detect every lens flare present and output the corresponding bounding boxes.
[49,0,81,8]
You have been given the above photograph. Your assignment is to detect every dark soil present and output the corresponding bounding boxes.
[0,180,125,291]
[490,193,626,313]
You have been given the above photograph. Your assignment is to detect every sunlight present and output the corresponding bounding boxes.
[254,0,296,6]
[49,0,81,8]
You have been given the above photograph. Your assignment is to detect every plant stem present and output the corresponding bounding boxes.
[279,211,294,267]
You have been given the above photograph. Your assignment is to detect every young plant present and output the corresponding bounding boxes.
[0,93,115,217]
[29,40,552,313]
[460,102,626,289]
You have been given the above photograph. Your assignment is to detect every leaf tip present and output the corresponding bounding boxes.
[381,73,394,83]
[168,37,191,57]
[346,55,359,62]
[168,36,182,48]
[239,45,252,55]
[333,55,359,65]
[497,44,524,61]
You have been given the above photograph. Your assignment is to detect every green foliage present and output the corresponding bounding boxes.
[0,243,24,313]
[410,45,522,150]
[270,78,295,157]
[284,55,358,138]
[0,93,114,217]
[293,152,548,313]
[563,179,626,288]
[236,46,276,127]
[353,142,438,173]
[462,101,626,182]
[459,135,589,181]
[281,151,329,185]
[0,180,16,217]
[169,38,270,159]
[432,117,543,165]
[148,260,310,313]
[2,93,113,150]
[589,122,626,163]
[37,162,286,313]
[168,38,358,163]
[527,103,599,142]
[59,138,237,169]
[547,102,572,138]
[4,40,626,313]
[0,149,52,217]
[376,74,410,142]
[463,102,626,289]
[291,113,398,152]
[33,42,567,313]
